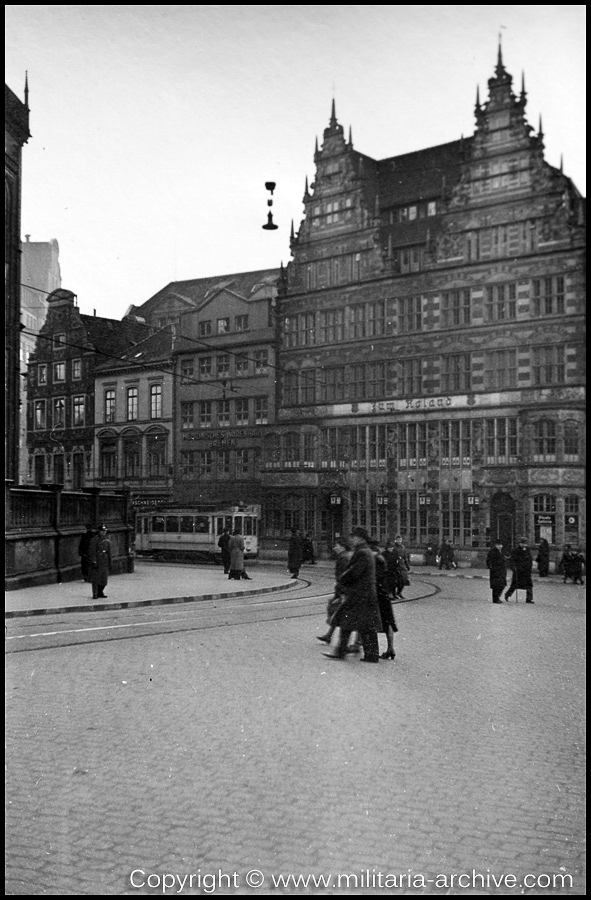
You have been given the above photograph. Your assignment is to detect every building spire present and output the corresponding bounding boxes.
[520,71,526,101]
[330,97,337,127]
[24,71,29,108]
[496,38,504,75]
[348,125,353,148]
[538,114,544,138]
[475,84,481,112]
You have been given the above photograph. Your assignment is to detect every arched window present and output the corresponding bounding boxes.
[146,429,167,477]
[122,430,142,478]
[533,419,556,461]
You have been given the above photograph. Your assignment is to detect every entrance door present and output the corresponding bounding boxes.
[490,492,515,551]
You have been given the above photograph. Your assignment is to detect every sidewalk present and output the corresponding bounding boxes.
[5,559,494,618]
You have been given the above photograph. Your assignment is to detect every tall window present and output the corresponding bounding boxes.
[319,309,345,343]
[441,289,471,327]
[400,358,422,395]
[397,492,428,545]
[563,421,580,461]
[300,313,316,346]
[284,316,298,348]
[235,354,249,375]
[199,356,212,378]
[325,367,346,402]
[367,362,387,399]
[441,353,471,392]
[235,399,249,426]
[199,320,212,337]
[440,492,472,546]
[38,364,47,384]
[180,450,197,479]
[147,433,166,477]
[398,423,427,467]
[254,397,268,425]
[283,371,299,406]
[200,401,212,428]
[235,315,249,332]
[34,400,46,430]
[349,364,366,401]
[263,434,280,468]
[533,419,557,461]
[150,384,162,419]
[367,301,386,337]
[484,349,517,390]
[53,362,66,382]
[104,389,116,423]
[236,448,249,477]
[254,349,269,373]
[52,397,66,428]
[532,346,565,386]
[181,401,194,429]
[300,369,316,405]
[349,305,366,339]
[398,296,422,333]
[284,432,300,467]
[217,354,230,377]
[181,358,194,382]
[532,276,565,316]
[72,396,85,427]
[302,432,315,467]
[485,283,517,321]
[485,418,519,463]
[218,449,230,477]
[123,435,141,477]
[100,440,117,478]
[126,387,138,421]
[72,359,82,380]
[200,450,213,476]
[218,399,230,427]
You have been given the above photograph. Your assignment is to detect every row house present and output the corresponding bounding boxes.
[272,48,585,559]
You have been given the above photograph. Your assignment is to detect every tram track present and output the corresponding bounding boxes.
[5,578,439,653]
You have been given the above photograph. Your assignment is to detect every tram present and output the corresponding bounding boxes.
[135,504,260,562]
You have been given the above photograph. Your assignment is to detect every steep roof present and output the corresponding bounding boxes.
[377,139,470,206]
[79,313,149,359]
[94,327,173,374]
[129,267,281,319]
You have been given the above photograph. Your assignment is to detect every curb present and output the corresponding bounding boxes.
[4,578,300,619]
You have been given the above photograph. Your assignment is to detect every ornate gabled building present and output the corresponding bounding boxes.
[26,290,150,488]
[272,49,585,561]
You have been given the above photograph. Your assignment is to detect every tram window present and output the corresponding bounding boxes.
[180,516,194,533]
[244,516,253,536]
[194,516,210,534]
[152,516,165,533]
[216,517,224,535]
[166,516,179,533]
[233,517,243,534]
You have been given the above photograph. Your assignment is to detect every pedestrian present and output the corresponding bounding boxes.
[438,538,456,570]
[88,524,112,599]
[317,536,353,646]
[228,529,250,580]
[559,544,575,583]
[287,528,303,579]
[369,538,397,660]
[486,539,507,603]
[302,532,316,565]
[391,534,411,598]
[217,526,231,574]
[322,526,382,663]
[78,523,95,582]
[570,547,585,585]
[504,537,534,603]
[536,537,550,577]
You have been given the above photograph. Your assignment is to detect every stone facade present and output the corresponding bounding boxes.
[272,50,585,561]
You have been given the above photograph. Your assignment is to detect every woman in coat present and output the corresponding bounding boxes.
[323,526,382,663]
[228,529,246,580]
[369,539,398,659]
[486,539,507,603]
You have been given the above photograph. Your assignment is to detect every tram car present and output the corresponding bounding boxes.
[135,504,260,562]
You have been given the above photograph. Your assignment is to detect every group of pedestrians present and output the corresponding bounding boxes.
[217,527,252,580]
[318,529,411,664]
[486,537,585,603]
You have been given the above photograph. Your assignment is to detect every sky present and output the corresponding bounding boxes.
[5,5,586,321]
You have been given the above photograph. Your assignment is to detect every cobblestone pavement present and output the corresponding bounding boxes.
[5,573,586,895]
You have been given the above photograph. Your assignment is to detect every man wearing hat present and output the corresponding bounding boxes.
[486,538,507,603]
[88,524,112,599]
[504,537,534,603]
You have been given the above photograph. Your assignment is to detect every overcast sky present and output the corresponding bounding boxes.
[5,5,586,320]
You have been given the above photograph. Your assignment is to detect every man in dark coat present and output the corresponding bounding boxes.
[536,538,550,577]
[217,527,231,574]
[287,528,303,579]
[323,526,382,663]
[78,524,95,582]
[486,539,507,603]
[88,524,112,599]
[505,537,534,603]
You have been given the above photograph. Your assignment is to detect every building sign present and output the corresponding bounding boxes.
[565,515,579,528]
[534,514,555,525]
